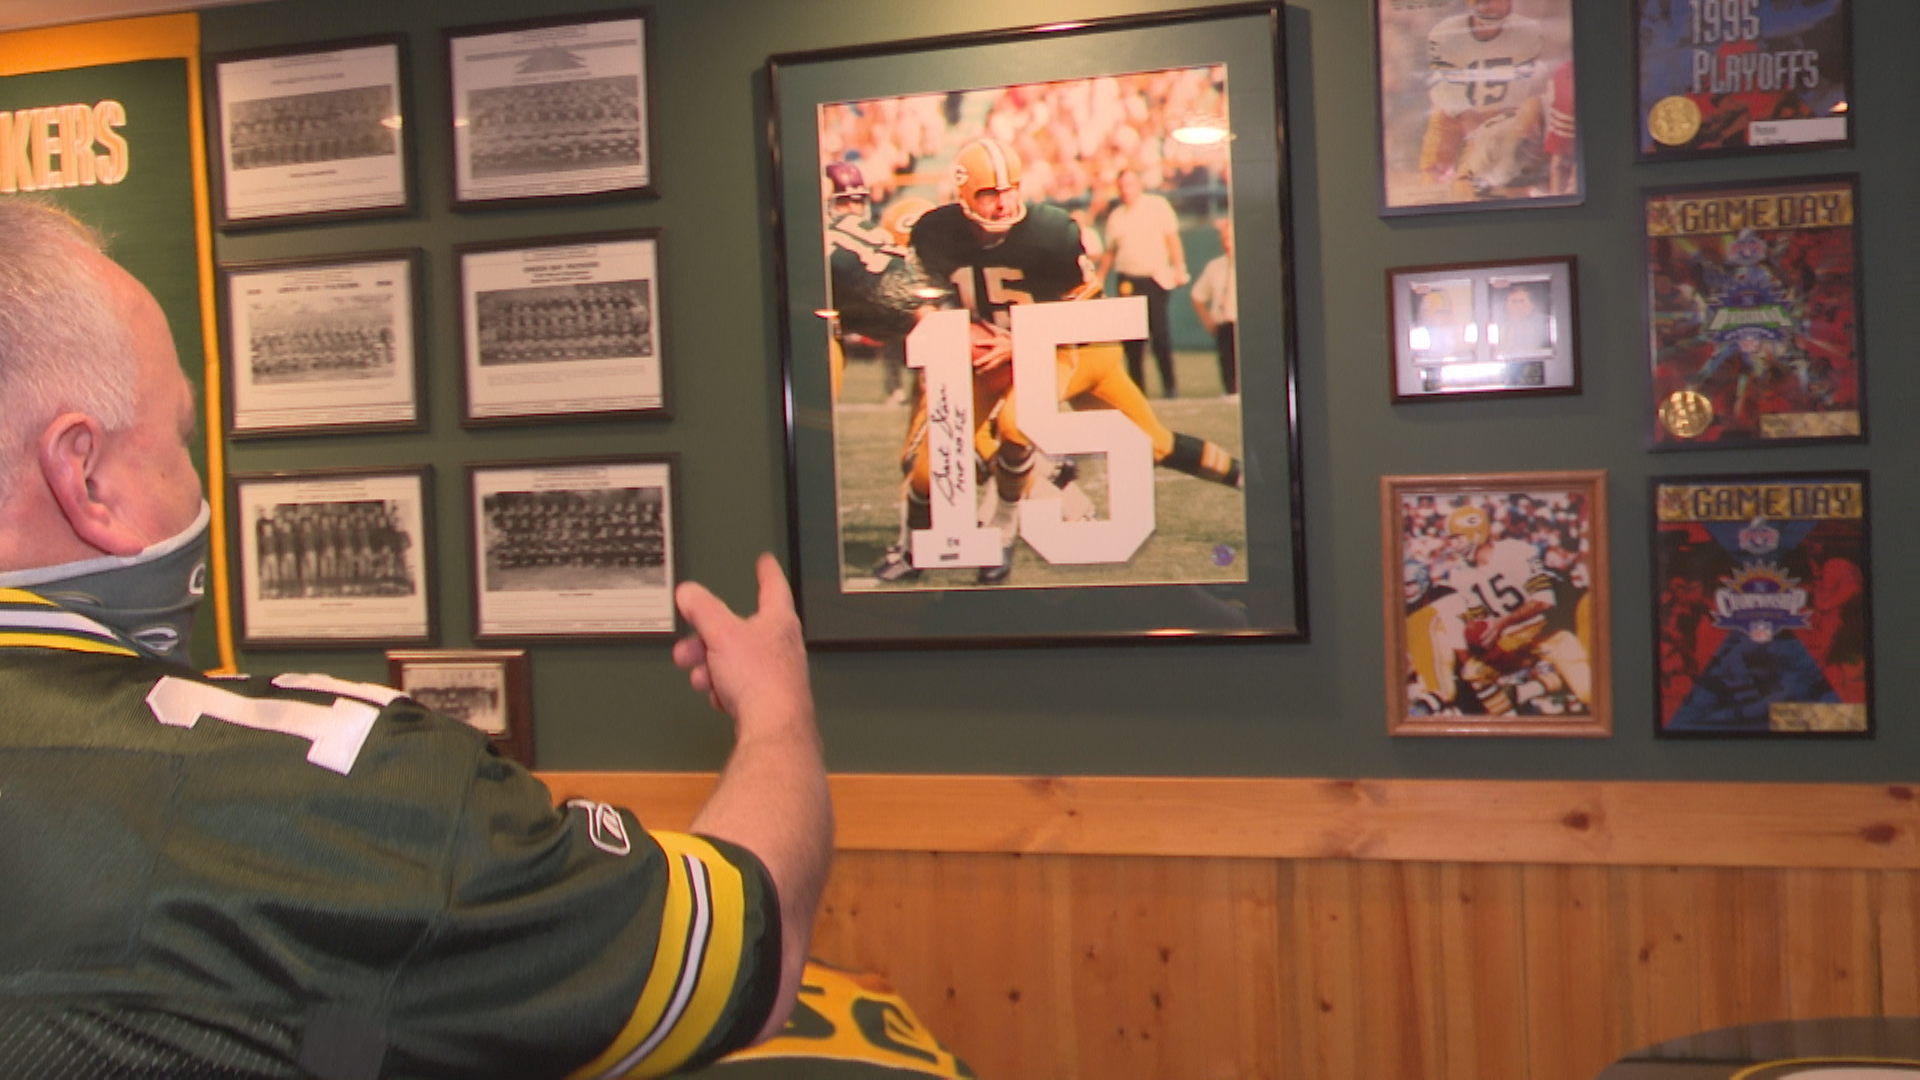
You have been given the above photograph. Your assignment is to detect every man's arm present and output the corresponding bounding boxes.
[673,554,833,1042]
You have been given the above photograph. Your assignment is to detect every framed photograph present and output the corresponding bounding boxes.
[219,250,424,437]
[1387,255,1579,401]
[1652,472,1870,738]
[1645,174,1864,448]
[446,9,653,209]
[468,456,677,642]
[455,230,666,426]
[1635,0,1853,162]
[387,649,535,766]
[229,466,435,648]
[1382,471,1610,737]
[769,5,1306,649]
[1374,0,1581,216]
[206,35,413,229]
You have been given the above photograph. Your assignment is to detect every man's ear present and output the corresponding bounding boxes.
[37,411,143,557]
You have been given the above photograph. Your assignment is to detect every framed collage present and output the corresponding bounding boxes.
[1386,255,1579,402]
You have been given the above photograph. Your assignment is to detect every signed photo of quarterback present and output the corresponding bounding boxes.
[770,7,1302,647]
[1374,0,1582,215]
[1382,471,1610,737]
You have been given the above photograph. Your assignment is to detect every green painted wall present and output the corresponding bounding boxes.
[204,0,1920,780]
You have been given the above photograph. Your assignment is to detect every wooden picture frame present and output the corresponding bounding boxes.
[467,456,678,642]
[769,4,1306,648]
[1652,471,1871,738]
[1374,0,1582,216]
[218,249,425,437]
[446,9,654,209]
[387,648,536,766]
[454,230,667,426]
[229,465,436,648]
[1387,255,1580,402]
[205,34,414,229]
[1634,0,1854,162]
[1382,470,1610,737]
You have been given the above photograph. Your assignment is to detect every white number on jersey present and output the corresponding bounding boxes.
[146,676,380,775]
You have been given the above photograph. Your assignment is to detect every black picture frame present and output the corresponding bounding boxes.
[228,465,437,649]
[1373,0,1583,217]
[1643,174,1865,450]
[768,3,1306,649]
[387,648,536,767]
[445,8,655,210]
[204,34,415,230]
[1386,255,1581,402]
[467,455,679,643]
[1651,471,1871,739]
[218,248,426,438]
[454,229,668,427]
[1633,0,1854,163]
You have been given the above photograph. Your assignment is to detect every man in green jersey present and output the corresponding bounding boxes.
[0,200,832,1079]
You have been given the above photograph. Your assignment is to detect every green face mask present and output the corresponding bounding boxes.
[0,501,210,665]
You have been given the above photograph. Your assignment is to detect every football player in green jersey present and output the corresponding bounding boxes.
[0,200,830,1078]
[878,138,1243,586]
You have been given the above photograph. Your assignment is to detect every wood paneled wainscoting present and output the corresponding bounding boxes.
[540,774,1920,1080]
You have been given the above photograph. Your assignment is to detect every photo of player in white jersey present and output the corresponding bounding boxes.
[1376,0,1581,213]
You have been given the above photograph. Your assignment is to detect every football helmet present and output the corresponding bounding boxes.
[824,160,870,207]
[1467,0,1512,23]
[880,196,936,245]
[952,139,1026,233]
[1446,506,1492,556]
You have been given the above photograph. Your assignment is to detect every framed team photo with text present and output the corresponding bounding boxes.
[1644,174,1864,449]
[1374,0,1581,216]
[1387,255,1579,401]
[446,9,652,209]
[229,466,436,649]
[769,4,1305,648]
[468,457,677,642]
[387,649,535,766]
[219,249,425,437]
[1382,471,1610,737]
[456,230,666,426]
[1652,472,1870,738]
[206,35,413,229]
[1634,0,1853,162]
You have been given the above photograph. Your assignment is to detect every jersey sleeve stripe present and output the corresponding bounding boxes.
[567,831,750,1080]
[0,631,138,657]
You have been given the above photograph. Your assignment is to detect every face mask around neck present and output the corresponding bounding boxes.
[0,501,211,664]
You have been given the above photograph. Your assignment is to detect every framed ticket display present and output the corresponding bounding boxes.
[447,10,653,209]
[206,35,413,229]
[455,230,666,425]
[219,249,424,437]
[1382,471,1610,738]
[769,5,1305,648]
[1634,0,1853,162]
[1374,0,1581,216]
[467,457,677,642]
[1644,175,1864,448]
[1652,473,1870,738]
[387,649,535,767]
[229,466,436,648]
[1387,256,1579,401]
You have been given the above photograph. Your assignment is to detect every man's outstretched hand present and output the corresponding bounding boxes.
[672,553,814,733]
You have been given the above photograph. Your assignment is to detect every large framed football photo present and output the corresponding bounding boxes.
[1382,471,1610,737]
[769,4,1305,649]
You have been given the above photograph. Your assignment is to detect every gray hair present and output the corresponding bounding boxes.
[0,199,140,503]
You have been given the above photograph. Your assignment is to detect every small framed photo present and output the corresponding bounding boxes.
[1645,175,1864,448]
[1387,256,1579,401]
[468,456,677,642]
[1635,0,1853,162]
[1382,470,1610,737]
[387,649,535,766]
[206,35,413,229]
[456,230,666,426]
[1374,0,1581,216]
[1652,472,1871,738]
[219,250,425,437]
[230,466,436,648]
[446,9,653,209]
